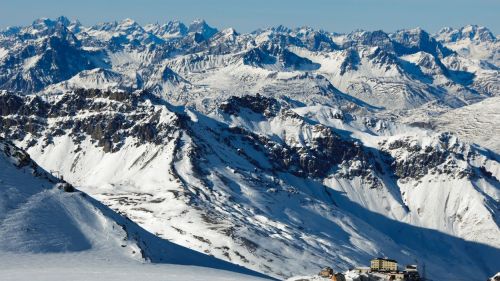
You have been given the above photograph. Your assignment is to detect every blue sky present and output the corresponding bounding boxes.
[1,0,498,34]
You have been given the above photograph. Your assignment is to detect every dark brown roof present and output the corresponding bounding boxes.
[372,257,398,263]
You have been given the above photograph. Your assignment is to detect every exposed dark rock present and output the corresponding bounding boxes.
[340,48,360,75]
[220,97,377,179]
[0,89,179,151]
[56,182,76,192]
[391,28,454,58]
[381,134,473,180]
[220,94,281,118]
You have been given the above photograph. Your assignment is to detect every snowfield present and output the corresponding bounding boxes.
[0,138,273,281]
[0,254,270,281]
[430,97,500,153]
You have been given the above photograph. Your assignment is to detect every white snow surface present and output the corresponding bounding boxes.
[0,139,273,281]
[0,254,269,281]
[399,96,500,153]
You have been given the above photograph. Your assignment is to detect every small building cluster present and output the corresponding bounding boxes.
[318,267,346,281]
[402,265,420,281]
[316,257,423,281]
[371,258,398,272]
[357,258,421,280]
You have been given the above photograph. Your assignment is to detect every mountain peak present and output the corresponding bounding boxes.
[145,20,188,39]
[164,20,188,33]
[120,18,138,26]
[190,18,207,25]
[461,25,496,42]
[188,19,217,39]
[271,25,292,33]
[435,25,496,43]
[31,17,57,29]
[391,27,453,57]
[55,16,71,27]
[221,27,238,36]
[117,18,142,31]
[31,16,72,29]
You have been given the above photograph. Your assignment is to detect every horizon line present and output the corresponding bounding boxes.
[1,15,498,36]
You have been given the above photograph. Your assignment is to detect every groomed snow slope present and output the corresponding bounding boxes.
[0,254,270,281]
[0,138,272,281]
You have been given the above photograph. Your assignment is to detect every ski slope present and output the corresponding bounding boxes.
[0,138,272,281]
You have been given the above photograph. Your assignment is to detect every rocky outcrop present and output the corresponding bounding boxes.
[0,89,179,152]
[380,133,474,180]
[220,94,282,118]
[219,96,380,183]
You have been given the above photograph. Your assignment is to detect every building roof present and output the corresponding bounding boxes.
[372,257,398,263]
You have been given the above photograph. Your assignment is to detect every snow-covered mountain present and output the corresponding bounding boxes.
[1,17,498,110]
[0,17,499,281]
[0,137,271,280]
[435,25,499,67]
[399,96,500,153]
[1,88,499,280]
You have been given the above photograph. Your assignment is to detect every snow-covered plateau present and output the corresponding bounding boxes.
[0,17,499,281]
